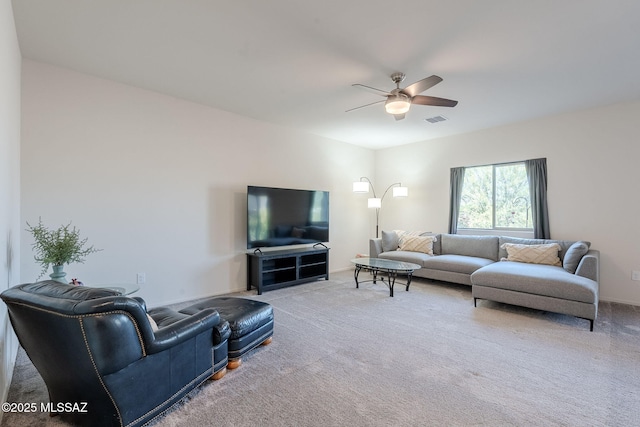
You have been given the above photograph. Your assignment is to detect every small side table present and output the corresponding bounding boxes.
[87,283,140,295]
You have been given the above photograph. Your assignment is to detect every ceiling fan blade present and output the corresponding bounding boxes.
[402,75,443,97]
[412,95,458,107]
[393,113,405,121]
[345,99,385,113]
[352,83,391,97]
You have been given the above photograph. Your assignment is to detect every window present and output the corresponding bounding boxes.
[247,194,270,243]
[458,162,532,231]
[309,191,329,224]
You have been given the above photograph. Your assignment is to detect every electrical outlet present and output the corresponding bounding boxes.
[632,271,640,281]
[137,272,146,285]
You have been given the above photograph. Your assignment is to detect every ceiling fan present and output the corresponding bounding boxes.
[346,72,458,120]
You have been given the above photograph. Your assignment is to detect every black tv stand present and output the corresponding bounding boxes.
[247,247,330,295]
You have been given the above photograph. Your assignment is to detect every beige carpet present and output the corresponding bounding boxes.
[3,270,640,426]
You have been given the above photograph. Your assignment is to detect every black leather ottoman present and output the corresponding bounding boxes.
[180,297,274,369]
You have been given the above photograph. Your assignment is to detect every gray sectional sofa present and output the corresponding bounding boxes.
[369,232,600,330]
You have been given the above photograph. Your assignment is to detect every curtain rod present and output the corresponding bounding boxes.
[452,157,546,170]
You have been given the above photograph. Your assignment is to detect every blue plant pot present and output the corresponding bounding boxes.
[49,265,67,284]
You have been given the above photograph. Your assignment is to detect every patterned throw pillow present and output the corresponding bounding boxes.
[395,230,430,238]
[398,235,437,255]
[500,243,562,266]
[381,230,432,252]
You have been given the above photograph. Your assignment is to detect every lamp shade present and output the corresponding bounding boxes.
[384,94,411,115]
[353,181,370,193]
[392,186,408,197]
[368,198,381,208]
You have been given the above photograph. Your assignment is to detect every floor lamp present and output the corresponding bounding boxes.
[352,177,408,238]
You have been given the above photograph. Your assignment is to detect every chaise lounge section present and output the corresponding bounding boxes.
[370,232,599,330]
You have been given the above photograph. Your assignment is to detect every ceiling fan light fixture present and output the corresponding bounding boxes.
[384,94,411,115]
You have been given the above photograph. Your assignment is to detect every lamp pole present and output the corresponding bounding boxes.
[353,177,408,238]
[374,183,406,238]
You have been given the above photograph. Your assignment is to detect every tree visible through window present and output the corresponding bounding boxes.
[458,162,532,231]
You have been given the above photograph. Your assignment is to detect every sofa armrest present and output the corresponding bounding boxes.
[370,238,383,258]
[575,249,600,283]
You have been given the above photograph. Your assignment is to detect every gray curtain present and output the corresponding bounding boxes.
[448,167,466,234]
[525,158,550,239]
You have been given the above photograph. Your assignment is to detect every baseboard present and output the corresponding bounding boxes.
[599,296,640,307]
[330,267,353,273]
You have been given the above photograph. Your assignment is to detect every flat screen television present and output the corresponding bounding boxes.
[247,186,329,249]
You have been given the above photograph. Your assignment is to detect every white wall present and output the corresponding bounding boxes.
[0,0,21,410]
[20,60,374,307]
[22,59,639,307]
[376,101,640,305]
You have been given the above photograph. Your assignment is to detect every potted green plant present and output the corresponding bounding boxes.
[26,218,102,283]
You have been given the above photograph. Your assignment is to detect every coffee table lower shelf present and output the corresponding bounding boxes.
[350,258,421,297]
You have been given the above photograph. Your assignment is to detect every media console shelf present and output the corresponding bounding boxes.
[247,247,329,294]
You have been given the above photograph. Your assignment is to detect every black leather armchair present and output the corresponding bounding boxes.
[0,281,231,427]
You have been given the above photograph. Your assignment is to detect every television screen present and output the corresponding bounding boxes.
[247,186,329,249]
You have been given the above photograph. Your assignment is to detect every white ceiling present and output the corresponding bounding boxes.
[11,0,640,150]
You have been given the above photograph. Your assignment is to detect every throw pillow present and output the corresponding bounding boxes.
[381,230,433,253]
[381,230,400,252]
[562,241,591,273]
[395,230,430,238]
[501,242,562,266]
[399,235,436,255]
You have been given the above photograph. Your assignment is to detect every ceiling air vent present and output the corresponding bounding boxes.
[425,115,448,124]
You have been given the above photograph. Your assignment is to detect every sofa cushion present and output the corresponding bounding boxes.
[501,242,561,266]
[423,254,495,275]
[471,262,598,304]
[563,241,591,274]
[398,235,436,255]
[379,250,433,267]
[440,235,499,261]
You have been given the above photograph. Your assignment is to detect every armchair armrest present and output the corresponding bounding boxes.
[370,238,383,258]
[132,296,147,311]
[146,308,222,355]
[213,320,231,345]
[76,297,225,356]
[575,249,600,283]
